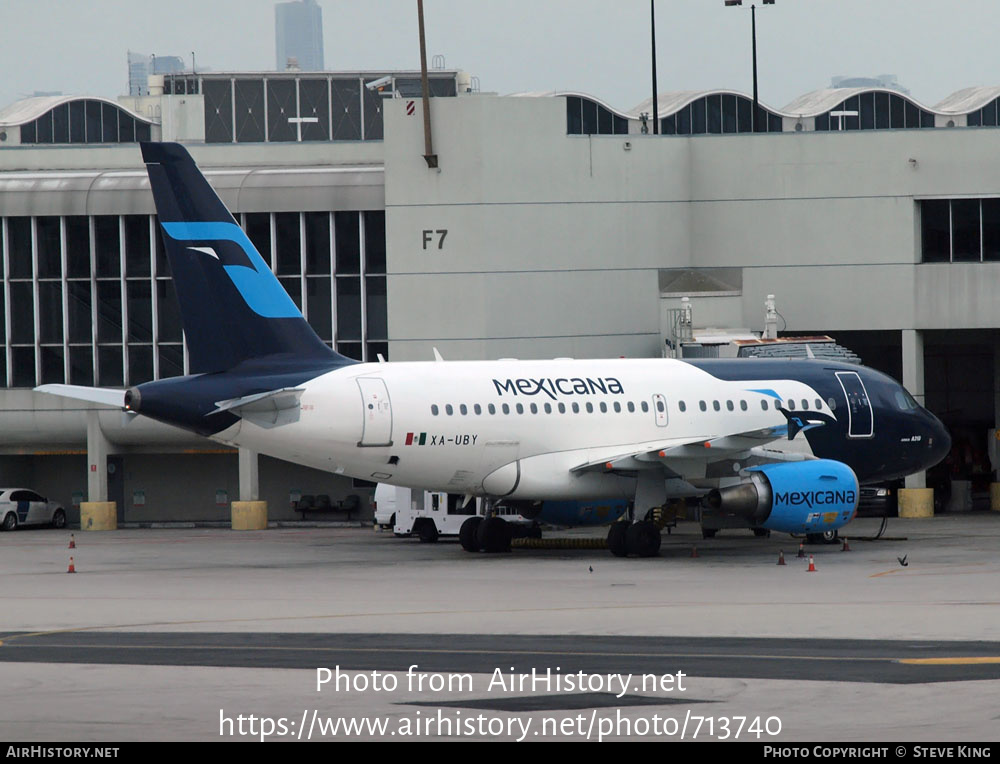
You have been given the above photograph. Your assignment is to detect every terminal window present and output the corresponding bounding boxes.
[921,198,1000,262]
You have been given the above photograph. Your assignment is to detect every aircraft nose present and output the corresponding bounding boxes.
[925,411,951,469]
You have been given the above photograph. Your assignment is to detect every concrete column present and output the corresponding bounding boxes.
[86,410,110,501]
[233,447,266,530]
[238,447,260,501]
[81,410,116,530]
[902,329,927,491]
[992,335,1000,508]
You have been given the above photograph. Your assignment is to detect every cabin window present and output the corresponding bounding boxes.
[641,401,649,413]
[761,400,769,411]
[502,403,510,414]
[558,403,566,413]
[713,401,721,412]
[678,401,686,412]
[740,400,747,411]
[726,400,734,411]
[516,403,524,414]
[488,404,496,415]
[474,404,482,415]
[699,401,707,412]
[600,402,608,413]
[801,399,809,410]
[628,401,636,413]
[656,400,665,413]
[544,403,552,413]
[815,399,823,410]
[613,401,621,413]
[787,400,796,410]
[459,404,468,415]
[586,402,594,413]
[572,402,580,413]
[827,398,837,411]
[431,404,439,416]
[445,404,454,415]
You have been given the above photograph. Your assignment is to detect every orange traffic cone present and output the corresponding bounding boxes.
[690,546,699,558]
[841,538,851,552]
[67,557,76,574]
[807,555,817,572]
[777,550,786,566]
[68,534,76,549]
[797,542,805,559]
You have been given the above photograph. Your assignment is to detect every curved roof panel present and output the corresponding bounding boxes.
[781,88,926,117]
[629,90,786,118]
[933,86,1000,114]
[510,90,633,120]
[0,95,153,127]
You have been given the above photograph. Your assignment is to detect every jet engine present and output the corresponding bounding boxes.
[704,460,859,534]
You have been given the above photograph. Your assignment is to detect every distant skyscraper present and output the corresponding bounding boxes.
[128,52,185,96]
[275,0,324,71]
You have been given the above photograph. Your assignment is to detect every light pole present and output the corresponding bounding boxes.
[725,0,774,132]
[651,1,658,135]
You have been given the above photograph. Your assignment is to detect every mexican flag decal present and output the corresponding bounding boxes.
[405,432,427,446]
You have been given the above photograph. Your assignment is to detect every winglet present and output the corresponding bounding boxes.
[433,347,444,362]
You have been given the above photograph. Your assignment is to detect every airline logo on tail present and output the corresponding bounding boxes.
[160,221,300,319]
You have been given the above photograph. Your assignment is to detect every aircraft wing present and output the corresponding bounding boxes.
[570,424,815,476]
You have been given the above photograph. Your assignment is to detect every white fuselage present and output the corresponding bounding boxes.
[213,358,827,500]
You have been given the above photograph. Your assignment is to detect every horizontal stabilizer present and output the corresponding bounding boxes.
[34,384,126,408]
[211,387,305,428]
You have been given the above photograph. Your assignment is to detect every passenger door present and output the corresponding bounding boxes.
[835,371,874,438]
[357,378,393,446]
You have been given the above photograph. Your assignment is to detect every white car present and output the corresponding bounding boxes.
[0,488,66,531]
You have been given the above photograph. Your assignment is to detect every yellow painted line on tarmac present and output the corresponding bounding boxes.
[898,657,1000,665]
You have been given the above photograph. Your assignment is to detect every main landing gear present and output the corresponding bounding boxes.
[607,519,662,558]
[459,510,542,553]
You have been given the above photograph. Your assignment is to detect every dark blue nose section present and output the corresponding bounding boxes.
[924,410,951,471]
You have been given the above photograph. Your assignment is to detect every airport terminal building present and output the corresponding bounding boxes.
[1,70,999,522]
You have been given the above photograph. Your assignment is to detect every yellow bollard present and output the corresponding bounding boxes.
[990,483,1000,512]
[79,502,117,531]
[231,501,268,530]
[898,488,934,518]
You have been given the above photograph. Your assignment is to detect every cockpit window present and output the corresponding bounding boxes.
[895,389,920,411]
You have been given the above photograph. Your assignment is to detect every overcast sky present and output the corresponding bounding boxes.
[3,1,1000,112]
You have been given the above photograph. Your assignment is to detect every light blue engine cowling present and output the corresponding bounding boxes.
[707,459,859,534]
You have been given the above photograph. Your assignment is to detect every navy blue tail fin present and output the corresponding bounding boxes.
[141,142,347,374]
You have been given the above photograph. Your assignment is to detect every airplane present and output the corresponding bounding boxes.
[36,142,951,558]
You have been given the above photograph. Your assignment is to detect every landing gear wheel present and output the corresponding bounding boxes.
[626,520,661,558]
[751,527,769,538]
[417,522,439,543]
[607,522,629,557]
[459,516,483,552]
[1,512,17,532]
[807,530,839,545]
[701,527,717,539]
[51,509,66,529]
[477,516,511,553]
